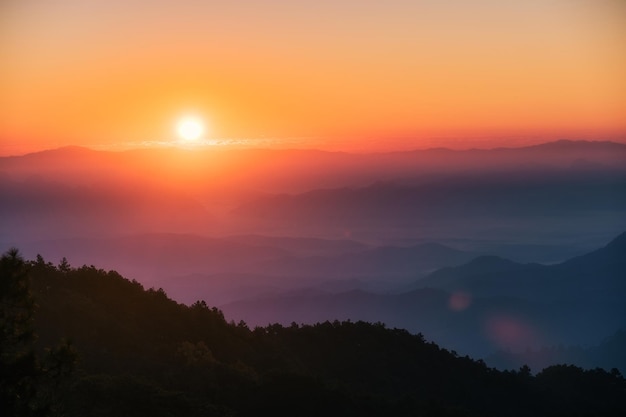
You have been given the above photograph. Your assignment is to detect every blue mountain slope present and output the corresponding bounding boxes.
[414,232,626,300]
[221,232,626,361]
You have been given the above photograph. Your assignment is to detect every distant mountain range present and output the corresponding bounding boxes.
[13,234,478,305]
[232,170,626,222]
[417,231,626,301]
[2,140,625,192]
[221,232,626,369]
[15,230,598,308]
[2,139,625,372]
[251,242,475,279]
[2,140,625,244]
[0,177,214,239]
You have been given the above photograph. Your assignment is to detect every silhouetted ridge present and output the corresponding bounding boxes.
[560,230,626,269]
[606,231,626,250]
[416,255,527,288]
[4,249,623,417]
[523,139,626,152]
[23,145,98,158]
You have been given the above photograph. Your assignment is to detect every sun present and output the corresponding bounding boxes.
[176,116,205,142]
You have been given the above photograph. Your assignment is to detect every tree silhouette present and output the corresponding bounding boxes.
[0,249,76,416]
[0,248,39,415]
[7,250,626,416]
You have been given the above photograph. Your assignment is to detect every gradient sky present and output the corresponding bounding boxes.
[1,0,625,155]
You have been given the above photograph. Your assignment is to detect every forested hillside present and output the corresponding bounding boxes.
[2,249,625,417]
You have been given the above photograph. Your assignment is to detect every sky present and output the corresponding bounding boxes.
[1,0,625,155]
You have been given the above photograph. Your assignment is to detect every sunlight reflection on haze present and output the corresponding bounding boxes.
[448,292,472,311]
[485,315,537,351]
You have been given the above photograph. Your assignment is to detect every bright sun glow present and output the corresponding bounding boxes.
[176,117,205,142]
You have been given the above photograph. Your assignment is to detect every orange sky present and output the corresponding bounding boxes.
[1,0,625,155]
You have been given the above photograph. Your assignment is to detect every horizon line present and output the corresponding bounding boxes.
[3,137,626,158]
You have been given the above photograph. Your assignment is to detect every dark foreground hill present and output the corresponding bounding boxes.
[2,250,626,417]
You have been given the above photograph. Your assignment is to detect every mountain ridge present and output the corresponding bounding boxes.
[5,139,626,159]
[220,231,626,362]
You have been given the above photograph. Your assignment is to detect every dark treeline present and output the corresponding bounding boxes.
[2,250,625,417]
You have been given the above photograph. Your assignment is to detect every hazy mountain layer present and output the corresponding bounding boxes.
[221,232,626,367]
[2,140,625,376]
